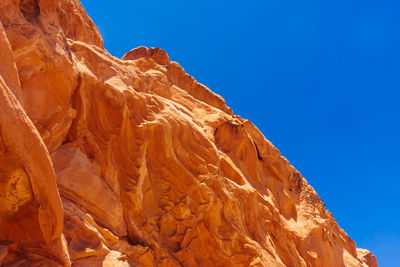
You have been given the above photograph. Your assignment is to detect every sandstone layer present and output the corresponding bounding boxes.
[0,0,377,266]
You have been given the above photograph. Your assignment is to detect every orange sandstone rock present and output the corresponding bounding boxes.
[0,0,377,266]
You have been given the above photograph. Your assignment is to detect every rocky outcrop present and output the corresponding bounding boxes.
[0,0,377,266]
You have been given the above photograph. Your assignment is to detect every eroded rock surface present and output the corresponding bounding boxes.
[0,0,377,266]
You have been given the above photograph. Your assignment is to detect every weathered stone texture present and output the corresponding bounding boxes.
[0,1,377,266]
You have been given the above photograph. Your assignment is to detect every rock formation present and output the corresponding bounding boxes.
[0,0,377,266]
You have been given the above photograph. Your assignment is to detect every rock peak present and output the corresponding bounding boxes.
[123,46,171,65]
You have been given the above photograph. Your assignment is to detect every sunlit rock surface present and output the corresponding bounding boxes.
[0,0,377,266]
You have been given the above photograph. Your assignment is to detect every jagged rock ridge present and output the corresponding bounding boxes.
[0,0,377,266]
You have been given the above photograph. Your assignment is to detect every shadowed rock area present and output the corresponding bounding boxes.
[0,0,377,266]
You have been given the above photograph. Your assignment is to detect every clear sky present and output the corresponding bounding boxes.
[80,1,400,265]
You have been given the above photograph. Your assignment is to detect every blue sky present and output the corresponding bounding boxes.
[80,1,400,265]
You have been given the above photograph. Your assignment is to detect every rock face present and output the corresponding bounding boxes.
[0,0,377,266]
